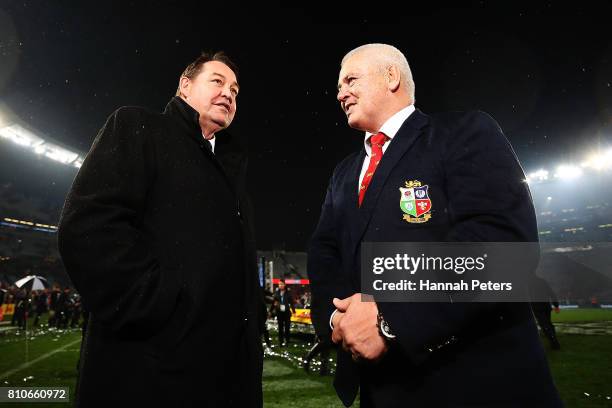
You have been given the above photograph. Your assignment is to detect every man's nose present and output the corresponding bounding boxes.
[337,86,349,103]
[220,86,233,102]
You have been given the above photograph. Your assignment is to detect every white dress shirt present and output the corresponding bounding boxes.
[357,105,415,192]
[204,134,216,153]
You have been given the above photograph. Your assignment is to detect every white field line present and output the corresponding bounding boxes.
[0,338,81,380]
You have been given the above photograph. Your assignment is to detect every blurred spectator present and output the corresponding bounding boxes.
[272,280,296,346]
[70,293,82,328]
[48,284,61,327]
[12,288,27,330]
[56,287,72,329]
[33,289,48,326]
[300,291,311,308]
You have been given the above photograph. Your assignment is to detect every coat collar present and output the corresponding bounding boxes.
[163,96,245,157]
[163,96,202,139]
[163,96,248,192]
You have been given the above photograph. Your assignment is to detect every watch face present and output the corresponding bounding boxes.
[378,314,396,339]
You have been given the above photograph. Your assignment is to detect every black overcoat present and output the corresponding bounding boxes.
[58,97,262,407]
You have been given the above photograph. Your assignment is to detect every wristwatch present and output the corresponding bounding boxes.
[376,312,396,340]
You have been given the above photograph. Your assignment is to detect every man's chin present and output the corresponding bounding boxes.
[347,116,365,132]
[212,116,232,130]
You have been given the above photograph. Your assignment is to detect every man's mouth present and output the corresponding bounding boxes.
[345,102,356,114]
[215,102,230,111]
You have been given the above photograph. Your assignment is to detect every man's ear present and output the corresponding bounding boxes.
[179,76,191,99]
[386,65,401,93]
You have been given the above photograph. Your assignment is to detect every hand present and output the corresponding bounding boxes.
[331,293,388,361]
[331,310,345,344]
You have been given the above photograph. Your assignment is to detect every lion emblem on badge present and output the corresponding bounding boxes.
[399,180,432,223]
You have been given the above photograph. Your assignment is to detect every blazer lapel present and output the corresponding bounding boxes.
[352,109,430,252]
[345,150,366,256]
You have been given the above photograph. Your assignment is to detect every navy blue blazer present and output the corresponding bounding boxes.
[308,110,562,407]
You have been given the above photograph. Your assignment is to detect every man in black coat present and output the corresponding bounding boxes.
[58,52,262,407]
[308,43,562,407]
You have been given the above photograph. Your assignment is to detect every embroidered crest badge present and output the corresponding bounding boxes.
[399,180,432,223]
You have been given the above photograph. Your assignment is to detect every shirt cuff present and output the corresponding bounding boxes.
[329,309,338,330]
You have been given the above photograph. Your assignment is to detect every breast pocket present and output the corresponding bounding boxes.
[371,179,450,241]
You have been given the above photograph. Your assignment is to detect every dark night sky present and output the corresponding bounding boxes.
[0,3,611,250]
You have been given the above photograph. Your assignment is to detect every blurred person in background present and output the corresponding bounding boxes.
[47,284,61,327]
[12,288,27,329]
[56,286,72,329]
[33,288,48,326]
[70,293,83,328]
[273,279,296,346]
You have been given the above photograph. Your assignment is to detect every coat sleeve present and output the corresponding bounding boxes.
[308,176,354,339]
[58,107,181,338]
[377,111,539,364]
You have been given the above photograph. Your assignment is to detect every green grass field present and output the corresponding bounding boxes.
[1,309,611,407]
[552,308,612,323]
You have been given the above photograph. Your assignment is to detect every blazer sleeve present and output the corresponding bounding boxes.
[377,111,539,364]
[58,107,181,338]
[308,175,354,339]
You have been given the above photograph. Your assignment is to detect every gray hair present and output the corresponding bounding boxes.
[341,43,415,102]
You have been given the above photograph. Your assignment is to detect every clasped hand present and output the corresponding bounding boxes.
[331,293,388,361]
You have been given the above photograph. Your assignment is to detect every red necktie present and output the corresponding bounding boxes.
[359,132,389,207]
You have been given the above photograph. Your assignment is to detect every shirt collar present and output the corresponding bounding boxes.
[364,104,415,156]
[204,134,216,153]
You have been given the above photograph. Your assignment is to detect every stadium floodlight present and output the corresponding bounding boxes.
[582,149,612,170]
[44,145,79,164]
[528,169,549,182]
[0,123,45,148]
[0,122,85,168]
[554,165,583,180]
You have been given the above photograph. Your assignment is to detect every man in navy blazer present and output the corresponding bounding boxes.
[308,44,562,407]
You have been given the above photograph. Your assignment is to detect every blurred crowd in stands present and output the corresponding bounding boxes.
[0,182,63,226]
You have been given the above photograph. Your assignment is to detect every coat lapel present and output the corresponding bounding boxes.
[351,109,430,253]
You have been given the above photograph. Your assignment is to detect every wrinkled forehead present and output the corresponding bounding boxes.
[338,52,372,85]
[201,61,239,84]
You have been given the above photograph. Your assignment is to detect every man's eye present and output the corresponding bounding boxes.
[348,77,356,86]
[212,79,222,85]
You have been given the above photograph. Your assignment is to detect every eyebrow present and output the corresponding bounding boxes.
[337,72,356,90]
[210,72,240,91]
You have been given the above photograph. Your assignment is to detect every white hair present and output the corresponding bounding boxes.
[341,43,415,102]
